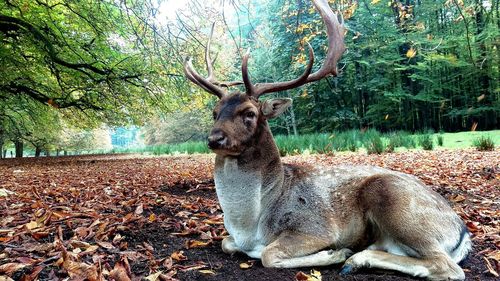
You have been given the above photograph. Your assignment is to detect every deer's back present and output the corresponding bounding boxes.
[263,164,456,249]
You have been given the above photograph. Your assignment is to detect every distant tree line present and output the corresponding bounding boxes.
[243,0,499,134]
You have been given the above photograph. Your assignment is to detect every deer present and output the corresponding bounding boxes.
[182,0,471,279]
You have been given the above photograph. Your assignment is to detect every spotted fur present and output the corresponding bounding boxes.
[209,93,471,280]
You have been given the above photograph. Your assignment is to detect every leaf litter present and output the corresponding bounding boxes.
[0,149,498,280]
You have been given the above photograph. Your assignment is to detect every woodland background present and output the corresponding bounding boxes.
[0,0,498,156]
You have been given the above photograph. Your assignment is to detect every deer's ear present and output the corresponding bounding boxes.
[261,98,292,119]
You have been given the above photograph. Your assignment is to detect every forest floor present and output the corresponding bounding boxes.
[0,149,499,281]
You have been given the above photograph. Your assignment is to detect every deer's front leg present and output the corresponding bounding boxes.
[261,231,352,268]
[221,235,239,254]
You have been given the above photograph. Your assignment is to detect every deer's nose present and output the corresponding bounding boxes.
[208,130,227,149]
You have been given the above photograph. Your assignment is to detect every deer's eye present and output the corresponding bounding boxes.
[245,111,256,119]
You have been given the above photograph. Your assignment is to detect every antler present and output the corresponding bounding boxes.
[242,0,346,99]
[183,23,243,98]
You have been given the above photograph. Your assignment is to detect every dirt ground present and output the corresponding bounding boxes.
[0,149,499,280]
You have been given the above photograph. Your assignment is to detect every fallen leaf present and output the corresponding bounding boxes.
[450,194,466,203]
[0,263,29,276]
[109,258,132,281]
[185,240,211,249]
[0,188,15,197]
[148,213,156,222]
[487,250,500,262]
[295,271,310,281]
[406,47,417,58]
[199,269,216,275]
[135,203,144,215]
[170,251,187,261]
[25,221,39,230]
[295,269,322,281]
[145,271,162,281]
[62,256,98,281]
[239,260,255,269]
[483,257,499,277]
[97,241,115,250]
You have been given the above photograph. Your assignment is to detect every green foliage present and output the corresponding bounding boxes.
[332,131,360,152]
[2,0,499,158]
[472,136,495,151]
[252,0,499,134]
[112,140,210,155]
[418,134,434,150]
[388,132,416,149]
[363,130,386,155]
[437,135,444,146]
[107,130,499,156]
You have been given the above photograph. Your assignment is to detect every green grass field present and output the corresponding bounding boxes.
[435,130,500,149]
[108,129,499,156]
[10,130,494,157]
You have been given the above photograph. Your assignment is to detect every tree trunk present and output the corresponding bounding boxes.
[15,140,23,158]
[35,147,42,157]
[45,150,51,157]
[289,104,298,136]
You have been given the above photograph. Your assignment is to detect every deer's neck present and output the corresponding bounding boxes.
[214,122,283,197]
[213,122,283,250]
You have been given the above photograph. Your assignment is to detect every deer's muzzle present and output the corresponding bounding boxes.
[208,129,227,150]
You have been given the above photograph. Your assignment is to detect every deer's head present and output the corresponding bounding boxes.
[183,0,345,156]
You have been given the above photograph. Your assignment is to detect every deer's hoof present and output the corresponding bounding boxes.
[339,264,355,275]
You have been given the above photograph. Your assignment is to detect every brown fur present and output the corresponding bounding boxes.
[206,92,470,280]
[184,1,468,279]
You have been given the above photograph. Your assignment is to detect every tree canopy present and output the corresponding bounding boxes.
[0,0,498,157]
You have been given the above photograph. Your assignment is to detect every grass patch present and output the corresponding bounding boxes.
[103,130,499,156]
[437,134,444,146]
[387,131,416,149]
[418,134,434,150]
[472,135,495,151]
[363,129,385,154]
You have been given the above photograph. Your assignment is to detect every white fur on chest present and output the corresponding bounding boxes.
[214,158,265,256]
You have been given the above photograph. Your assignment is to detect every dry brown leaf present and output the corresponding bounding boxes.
[170,251,187,262]
[184,240,211,249]
[295,271,310,281]
[109,258,132,281]
[96,241,115,250]
[483,257,499,277]
[145,271,162,281]
[198,269,216,275]
[487,250,500,262]
[450,194,466,203]
[58,240,99,281]
[62,254,98,281]
[0,263,29,276]
[25,221,39,230]
[295,269,322,281]
[163,257,173,269]
[239,260,255,269]
[135,203,144,215]
[159,270,178,281]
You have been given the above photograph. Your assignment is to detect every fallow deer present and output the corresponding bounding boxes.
[183,0,471,279]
